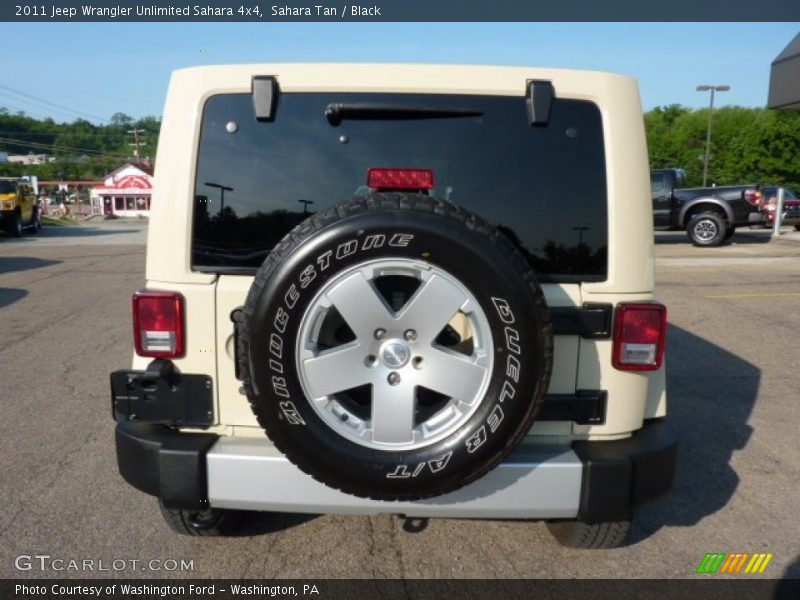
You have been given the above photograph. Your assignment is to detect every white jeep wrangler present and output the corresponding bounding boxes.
[111,64,676,548]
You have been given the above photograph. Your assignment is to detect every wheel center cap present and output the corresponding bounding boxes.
[379,339,411,369]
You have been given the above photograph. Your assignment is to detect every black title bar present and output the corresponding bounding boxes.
[4,0,800,22]
[4,579,800,600]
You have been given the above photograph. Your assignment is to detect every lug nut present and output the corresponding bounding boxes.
[404,329,418,341]
[387,372,401,386]
[412,357,424,370]
[365,355,377,367]
[374,328,387,340]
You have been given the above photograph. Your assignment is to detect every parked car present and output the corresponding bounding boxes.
[111,64,676,548]
[760,186,800,229]
[0,178,41,237]
[650,168,763,246]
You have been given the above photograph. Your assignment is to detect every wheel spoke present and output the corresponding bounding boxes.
[418,348,489,402]
[326,271,395,340]
[397,274,467,343]
[370,381,416,445]
[301,343,370,398]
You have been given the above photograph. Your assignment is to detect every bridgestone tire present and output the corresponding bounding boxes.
[546,520,631,549]
[238,194,553,501]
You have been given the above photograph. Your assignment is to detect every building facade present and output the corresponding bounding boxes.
[91,163,154,217]
[7,153,54,165]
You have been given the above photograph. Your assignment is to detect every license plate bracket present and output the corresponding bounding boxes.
[110,361,213,428]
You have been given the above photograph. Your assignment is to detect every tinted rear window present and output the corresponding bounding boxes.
[650,174,666,194]
[764,186,797,199]
[193,93,607,281]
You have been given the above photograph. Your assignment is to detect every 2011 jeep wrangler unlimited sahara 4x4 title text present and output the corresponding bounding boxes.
[111,64,677,548]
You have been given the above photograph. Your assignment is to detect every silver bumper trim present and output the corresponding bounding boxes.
[207,437,582,519]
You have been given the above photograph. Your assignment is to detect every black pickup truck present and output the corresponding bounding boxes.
[650,168,762,246]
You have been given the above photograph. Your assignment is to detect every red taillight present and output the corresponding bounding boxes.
[612,303,667,371]
[744,190,759,206]
[132,290,184,358]
[367,168,434,191]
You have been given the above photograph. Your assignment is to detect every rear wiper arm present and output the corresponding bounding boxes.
[325,103,483,126]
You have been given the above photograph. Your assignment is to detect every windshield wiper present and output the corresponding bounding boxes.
[325,103,483,126]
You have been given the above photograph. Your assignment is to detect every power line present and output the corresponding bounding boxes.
[0,84,108,122]
[0,130,159,138]
[0,92,98,123]
[0,103,52,120]
[0,83,108,123]
[0,135,129,158]
[0,136,107,154]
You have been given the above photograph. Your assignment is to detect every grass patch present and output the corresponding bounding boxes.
[42,215,79,226]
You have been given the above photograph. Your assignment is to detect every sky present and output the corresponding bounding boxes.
[1,22,798,123]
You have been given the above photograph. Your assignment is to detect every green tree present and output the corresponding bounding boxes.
[110,112,133,127]
[0,110,161,180]
[645,105,800,189]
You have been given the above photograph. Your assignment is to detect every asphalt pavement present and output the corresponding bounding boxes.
[0,221,798,580]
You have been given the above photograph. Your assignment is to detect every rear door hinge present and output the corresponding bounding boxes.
[252,75,279,122]
[526,79,554,126]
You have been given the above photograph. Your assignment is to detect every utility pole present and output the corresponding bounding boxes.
[128,129,146,161]
[696,85,730,187]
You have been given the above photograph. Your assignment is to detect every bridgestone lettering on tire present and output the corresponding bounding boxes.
[238,194,553,500]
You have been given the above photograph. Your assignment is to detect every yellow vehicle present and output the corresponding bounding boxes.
[0,177,40,237]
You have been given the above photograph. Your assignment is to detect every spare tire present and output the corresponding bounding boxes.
[238,194,553,500]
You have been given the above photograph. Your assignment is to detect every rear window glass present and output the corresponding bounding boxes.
[764,186,797,199]
[650,174,666,194]
[193,93,608,281]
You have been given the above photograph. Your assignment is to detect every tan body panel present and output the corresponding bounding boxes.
[143,63,662,442]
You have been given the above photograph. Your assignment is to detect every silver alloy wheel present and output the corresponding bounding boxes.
[693,218,718,242]
[295,258,494,451]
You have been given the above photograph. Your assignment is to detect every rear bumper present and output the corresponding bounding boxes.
[115,423,217,509]
[765,209,800,225]
[115,419,676,522]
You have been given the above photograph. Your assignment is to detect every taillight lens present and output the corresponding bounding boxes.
[367,168,434,190]
[132,290,184,358]
[612,303,667,371]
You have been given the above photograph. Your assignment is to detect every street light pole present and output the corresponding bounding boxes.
[298,199,314,215]
[205,181,233,216]
[696,84,730,187]
[572,225,589,245]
